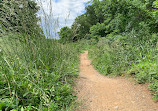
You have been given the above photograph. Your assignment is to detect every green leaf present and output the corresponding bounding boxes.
[0,103,5,110]
[21,107,24,111]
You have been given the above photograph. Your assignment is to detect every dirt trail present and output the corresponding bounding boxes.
[75,51,158,111]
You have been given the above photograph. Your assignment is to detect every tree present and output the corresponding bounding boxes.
[70,3,100,41]
[58,27,72,43]
[90,23,106,40]
[0,0,40,36]
[71,14,92,41]
[66,0,158,42]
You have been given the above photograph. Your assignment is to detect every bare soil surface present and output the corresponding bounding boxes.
[75,51,158,111]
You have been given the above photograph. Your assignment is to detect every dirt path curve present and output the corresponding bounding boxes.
[75,51,158,111]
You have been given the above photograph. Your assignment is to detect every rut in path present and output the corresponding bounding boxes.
[75,51,158,111]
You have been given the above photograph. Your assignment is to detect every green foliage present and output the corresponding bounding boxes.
[0,34,79,110]
[90,23,106,40]
[59,0,158,42]
[0,0,79,110]
[71,14,93,41]
[89,38,128,76]
[128,62,158,83]
[70,39,95,53]
[58,27,72,43]
[149,81,158,100]
[58,2,100,42]
[0,0,41,36]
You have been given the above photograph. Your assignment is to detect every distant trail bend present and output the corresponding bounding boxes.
[75,51,158,111]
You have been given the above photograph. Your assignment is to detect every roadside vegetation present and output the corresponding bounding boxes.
[58,0,158,101]
[0,0,79,110]
[1,0,158,110]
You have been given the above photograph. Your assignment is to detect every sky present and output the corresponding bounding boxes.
[35,0,91,37]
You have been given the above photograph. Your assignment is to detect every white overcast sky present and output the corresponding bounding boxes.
[36,0,91,29]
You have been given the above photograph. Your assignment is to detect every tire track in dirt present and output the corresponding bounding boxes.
[75,51,158,111]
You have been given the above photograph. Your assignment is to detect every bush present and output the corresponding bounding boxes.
[129,62,158,83]
[89,37,128,76]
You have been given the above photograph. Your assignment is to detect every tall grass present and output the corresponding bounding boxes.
[0,0,80,110]
[0,33,79,111]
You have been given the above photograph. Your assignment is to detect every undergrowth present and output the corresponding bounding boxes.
[0,33,79,110]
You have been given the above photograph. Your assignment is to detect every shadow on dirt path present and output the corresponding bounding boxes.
[75,51,158,111]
